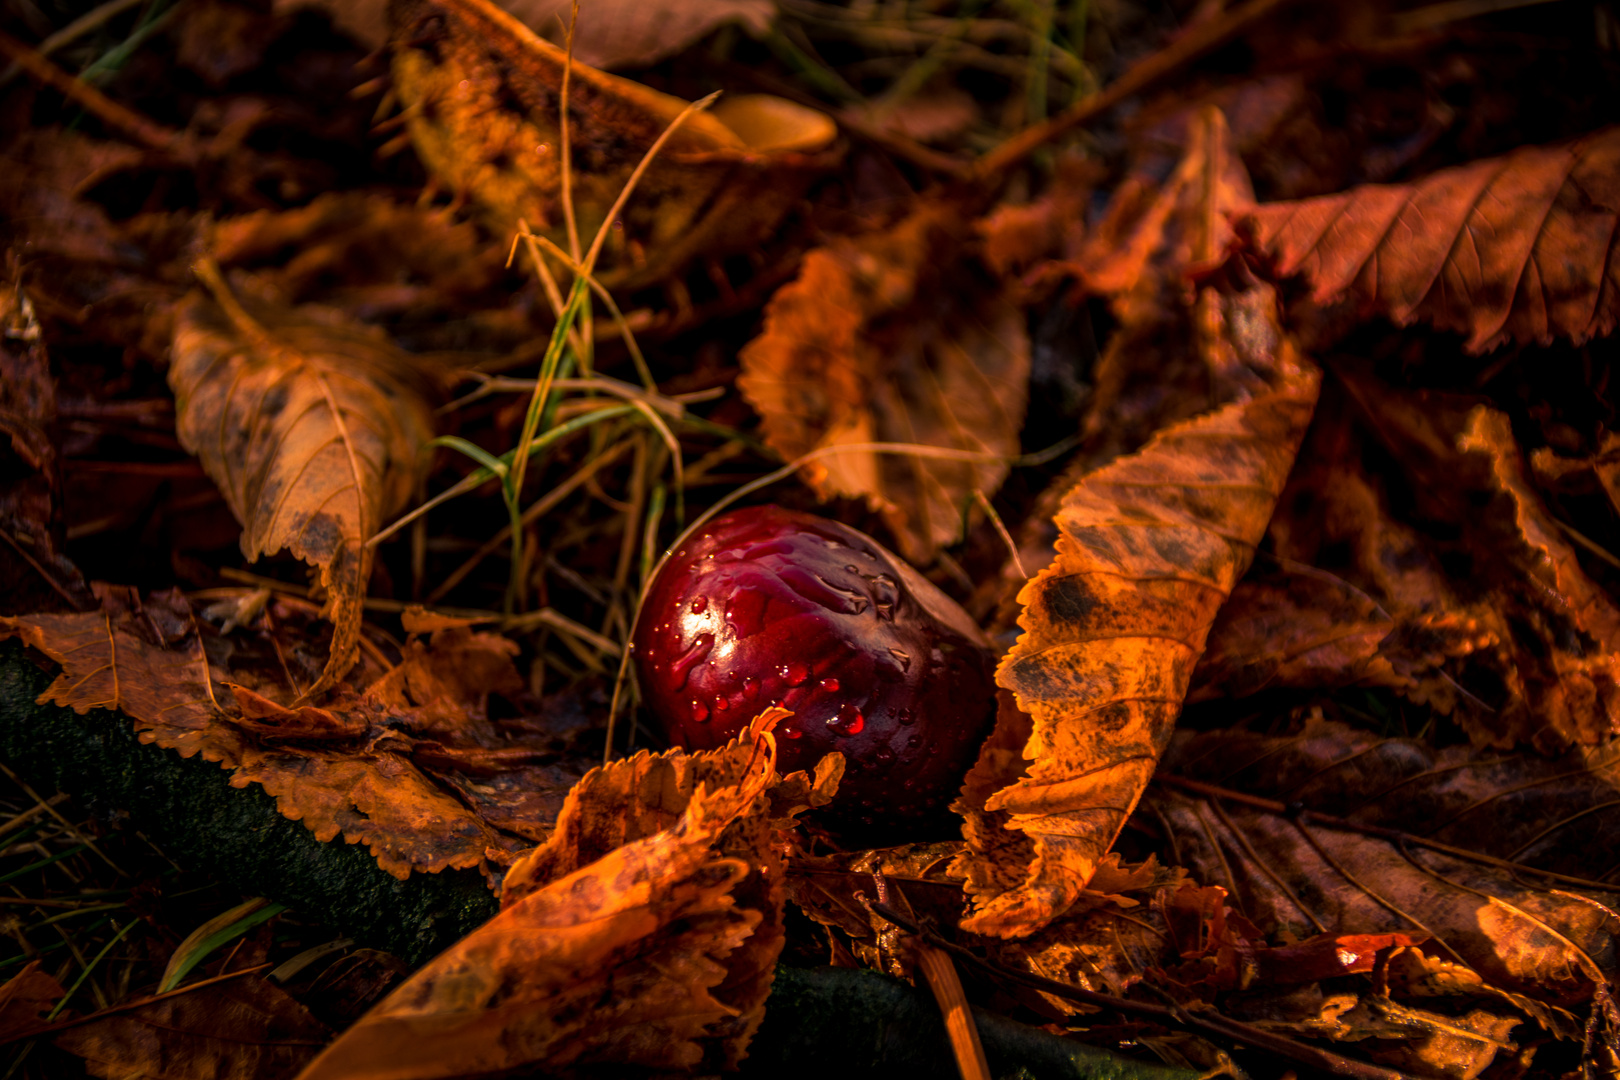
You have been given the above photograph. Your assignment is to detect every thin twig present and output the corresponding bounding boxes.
[0,30,181,152]
[972,0,1295,179]
[914,945,992,1080]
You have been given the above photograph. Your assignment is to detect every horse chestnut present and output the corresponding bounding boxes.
[632,504,997,831]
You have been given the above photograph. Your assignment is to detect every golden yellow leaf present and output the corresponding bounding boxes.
[736,200,1031,562]
[169,280,438,702]
[951,297,1320,938]
[388,0,837,288]
[295,709,839,1079]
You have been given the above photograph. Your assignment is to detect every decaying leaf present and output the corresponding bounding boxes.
[788,840,969,977]
[737,199,1031,562]
[0,589,588,878]
[388,0,837,288]
[51,973,333,1080]
[976,152,1099,281]
[169,279,439,702]
[1149,717,1620,1006]
[507,0,775,70]
[295,709,840,1079]
[1195,371,1620,750]
[1241,124,1620,353]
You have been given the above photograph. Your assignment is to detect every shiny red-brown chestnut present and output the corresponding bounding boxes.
[632,504,997,832]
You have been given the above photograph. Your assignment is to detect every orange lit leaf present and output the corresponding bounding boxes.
[953,314,1319,939]
[296,710,839,1079]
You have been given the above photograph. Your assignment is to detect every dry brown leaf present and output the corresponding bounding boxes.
[1236,989,1519,1080]
[737,200,1031,562]
[976,152,1099,280]
[1190,573,1496,704]
[169,283,439,702]
[1196,372,1620,750]
[0,589,578,878]
[295,709,839,1079]
[0,281,93,613]
[0,962,64,1040]
[507,0,775,70]
[388,0,837,288]
[1150,717,1620,1004]
[787,840,970,977]
[1240,124,1620,353]
[52,973,333,1080]
[210,193,505,319]
[0,132,184,361]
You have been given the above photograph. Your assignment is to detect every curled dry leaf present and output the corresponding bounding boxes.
[388,0,837,288]
[169,282,439,703]
[51,972,333,1080]
[949,293,1319,938]
[1196,372,1620,750]
[737,200,1031,562]
[1150,717,1620,1008]
[295,709,841,1080]
[0,589,583,878]
[1240,124,1620,353]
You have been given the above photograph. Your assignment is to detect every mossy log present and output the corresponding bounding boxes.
[0,638,498,964]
